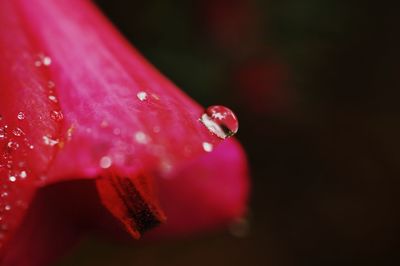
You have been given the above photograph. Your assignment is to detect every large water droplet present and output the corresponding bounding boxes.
[200,105,239,139]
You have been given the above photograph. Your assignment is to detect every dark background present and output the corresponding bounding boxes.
[59,1,400,265]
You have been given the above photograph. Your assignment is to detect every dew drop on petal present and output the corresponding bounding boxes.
[4,205,11,211]
[42,56,52,66]
[200,105,239,139]
[202,142,213,152]
[48,95,58,103]
[50,110,63,121]
[12,128,24,137]
[42,135,59,146]
[7,141,19,150]
[134,131,150,144]
[99,156,112,169]
[17,112,25,120]
[19,171,27,179]
[137,91,148,101]
[8,175,16,182]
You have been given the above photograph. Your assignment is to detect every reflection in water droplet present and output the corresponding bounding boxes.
[200,105,239,139]
[202,142,213,152]
[50,110,63,121]
[99,156,112,169]
[17,112,25,120]
[137,91,148,101]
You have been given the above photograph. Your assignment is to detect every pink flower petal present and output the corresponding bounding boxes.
[0,0,250,260]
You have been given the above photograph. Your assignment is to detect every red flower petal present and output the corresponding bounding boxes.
[0,0,250,261]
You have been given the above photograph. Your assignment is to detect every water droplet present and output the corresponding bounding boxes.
[19,171,27,179]
[8,175,16,182]
[17,112,25,120]
[99,156,112,169]
[137,91,148,101]
[12,128,24,137]
[7,141,19,150]
[50,110,63,121]
[134,131,150,144]
[48,95,58,103]
[202,142,213,152]
[200,105,239,139]
[42,56,52,66]
[4,205,11,211]
[42,135,59,146]
[1,192,8,198]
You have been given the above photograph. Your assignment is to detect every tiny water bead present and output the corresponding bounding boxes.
[17,112,25,120]
[48,95,58,103]
[50,110,63,121]
[136,91,148,101]
[12,128,24,137]
[134,131,150,144]
[200,105,239,139]
[34,54,52,67]
[202,142,213,152]
[99,156,112,169]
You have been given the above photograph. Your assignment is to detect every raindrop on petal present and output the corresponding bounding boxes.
[200,105,239,139]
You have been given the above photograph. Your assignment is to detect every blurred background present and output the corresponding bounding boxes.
[58,0,400,265]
